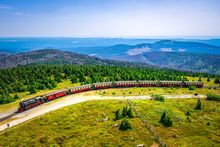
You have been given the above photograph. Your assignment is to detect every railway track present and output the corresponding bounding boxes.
[0,112,17,122]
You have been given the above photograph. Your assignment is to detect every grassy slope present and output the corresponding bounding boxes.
[0,100,156,146]
[0,99,219,146]
[134,99,220,146]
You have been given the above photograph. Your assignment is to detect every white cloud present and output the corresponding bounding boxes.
[71,41,79,44]
[178,48,186,52]
[12,11,24,16]
[127,47,151,55]
[89,53,97,56]
[0,4,13,10]
[160,48,173,52]
[0,3,23,16]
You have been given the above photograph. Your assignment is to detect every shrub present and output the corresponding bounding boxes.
[207,77,210,82]
[119,119,132,131]
[186,110,191,116]
[117,106,135,119]
[189,85,196,90]
[214,78,220,83]
[152,94,165,102]
[206,93,220,101]
[159,111,173,127]
[163,116,173,127]
[187,117,191,122]
[195,99,202,110]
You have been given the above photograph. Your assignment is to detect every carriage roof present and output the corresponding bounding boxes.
[114,81,137,83]
[69,84,92,89]
[45,89,66,96]
[93,82,113,85]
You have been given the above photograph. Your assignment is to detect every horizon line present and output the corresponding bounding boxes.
[0,36,220,39]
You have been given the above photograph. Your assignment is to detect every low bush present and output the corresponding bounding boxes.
[152,94,165,102]
[206,93,220,101]
[122,106,134,118]
[214,78,220,83]
[189,85,196,90]
[185,110,191,116]
[119,118,132,131]
[159,111,173,127]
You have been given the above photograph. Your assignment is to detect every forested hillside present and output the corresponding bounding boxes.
[113,52,220,74]
[0,49,150,68]
[0,64,213,104]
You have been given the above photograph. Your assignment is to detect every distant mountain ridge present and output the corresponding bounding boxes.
[112,52,220,74]
[0,49,152,68]
[97,40,220,58]
[89,40,220,74]
[0,39,220,74]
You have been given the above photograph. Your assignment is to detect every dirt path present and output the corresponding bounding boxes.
[0,94,206,132]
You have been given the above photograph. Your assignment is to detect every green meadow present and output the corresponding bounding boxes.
[0,98,219,146]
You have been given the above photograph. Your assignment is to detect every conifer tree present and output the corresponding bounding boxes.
[159,111,173,127]
[163,116,173,127]
[127,107,134,118]
[70,75,78,83]
[114,109,121,120]
[119,118,132,131]
[159,111,166,123]
[122,106,128,117]
[28,85,36,94]
[195,99,202,110]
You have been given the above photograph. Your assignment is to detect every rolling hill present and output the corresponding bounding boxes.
[1,39,220,74]
[86,40,220,58]
[95,40,220,74]
[0,49,151,68]
[112,52,220,75]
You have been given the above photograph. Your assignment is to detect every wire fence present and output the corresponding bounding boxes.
[127,99,168,147]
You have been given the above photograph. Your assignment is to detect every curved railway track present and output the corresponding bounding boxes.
[0,112,17,122]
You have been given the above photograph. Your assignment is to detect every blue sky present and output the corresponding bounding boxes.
[0,0,220,37]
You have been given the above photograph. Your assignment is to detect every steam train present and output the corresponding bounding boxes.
[18,80,203,112]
